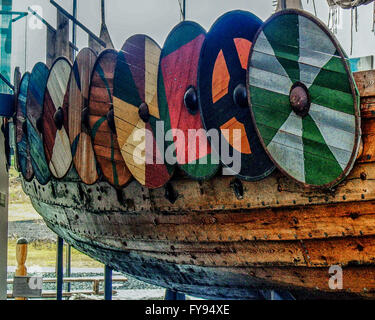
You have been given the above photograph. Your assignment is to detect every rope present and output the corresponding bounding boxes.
[177,0,184,21]
[328,4,339,34]
[307,0,317,16]
[327,0,371,55]
[327,0,373,9]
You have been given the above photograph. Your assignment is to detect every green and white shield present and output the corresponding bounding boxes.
[248,10,360,188]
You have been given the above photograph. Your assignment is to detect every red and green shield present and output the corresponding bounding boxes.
[158,21,219,180]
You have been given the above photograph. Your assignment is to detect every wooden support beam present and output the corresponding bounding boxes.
[89,0,114,54]
[50,0,106,48]
[55,11,70,58]
[28,7,76,66]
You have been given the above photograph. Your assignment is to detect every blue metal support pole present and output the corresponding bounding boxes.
[165,289,186,300]
[65,244,71,292]
[104,265,112,300]
[56,236,64,300]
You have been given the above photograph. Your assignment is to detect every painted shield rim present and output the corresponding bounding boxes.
[197,9,276,182]
[43,56,73,181]
[114,34,175,189]
[247,9,361,189]
[160,20,220,181]
[68,47,99,186]
[15,71,34,181]
[26,62,51,185]
[88,48,133,189]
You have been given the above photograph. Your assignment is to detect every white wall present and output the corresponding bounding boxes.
[9,1,375,77]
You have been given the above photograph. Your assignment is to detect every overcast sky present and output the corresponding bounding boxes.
[9,0,375,74]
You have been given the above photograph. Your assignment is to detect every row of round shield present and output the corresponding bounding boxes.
[15,9,360,190]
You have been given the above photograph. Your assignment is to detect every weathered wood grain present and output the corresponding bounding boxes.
[355,70,375,163]
[43,57,72,179]
[248,10,360,188]
[68,48,99,185]
[16,60,375,299]
[24,173,375,298]
[88,49,132,188]
[198,10,275,181]
[354,70,375,99]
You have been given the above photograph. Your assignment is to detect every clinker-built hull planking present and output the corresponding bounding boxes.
[21,70,375,299]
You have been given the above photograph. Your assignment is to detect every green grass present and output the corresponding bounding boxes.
[7,166,103,269]
[7,239,103,268]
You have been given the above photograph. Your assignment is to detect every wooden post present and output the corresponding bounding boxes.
[15,238,28,300]
[72,0,77,59]
[56,11,70,58]
[89,0,113,54]
[276,0,303,10]
[93,279,99,295]
[46,27,56,68]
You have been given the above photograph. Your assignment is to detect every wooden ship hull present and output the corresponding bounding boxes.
[21,74,375,298]
[12,3,375,299]
[22,157,375,299]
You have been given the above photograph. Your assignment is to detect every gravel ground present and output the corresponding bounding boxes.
[8,220,56,242]
[7,219,164,295]
[7,271,160,292]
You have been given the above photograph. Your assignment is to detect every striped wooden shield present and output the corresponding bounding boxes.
[247,10,361,188]
[113,35,174,189]
[158,21,219,180]
[88,49,132,188]
[26,62,50,185]
[43,57,72,179]
[198,10,275,181]
[68,48,99,185]
[15,72,34,181]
